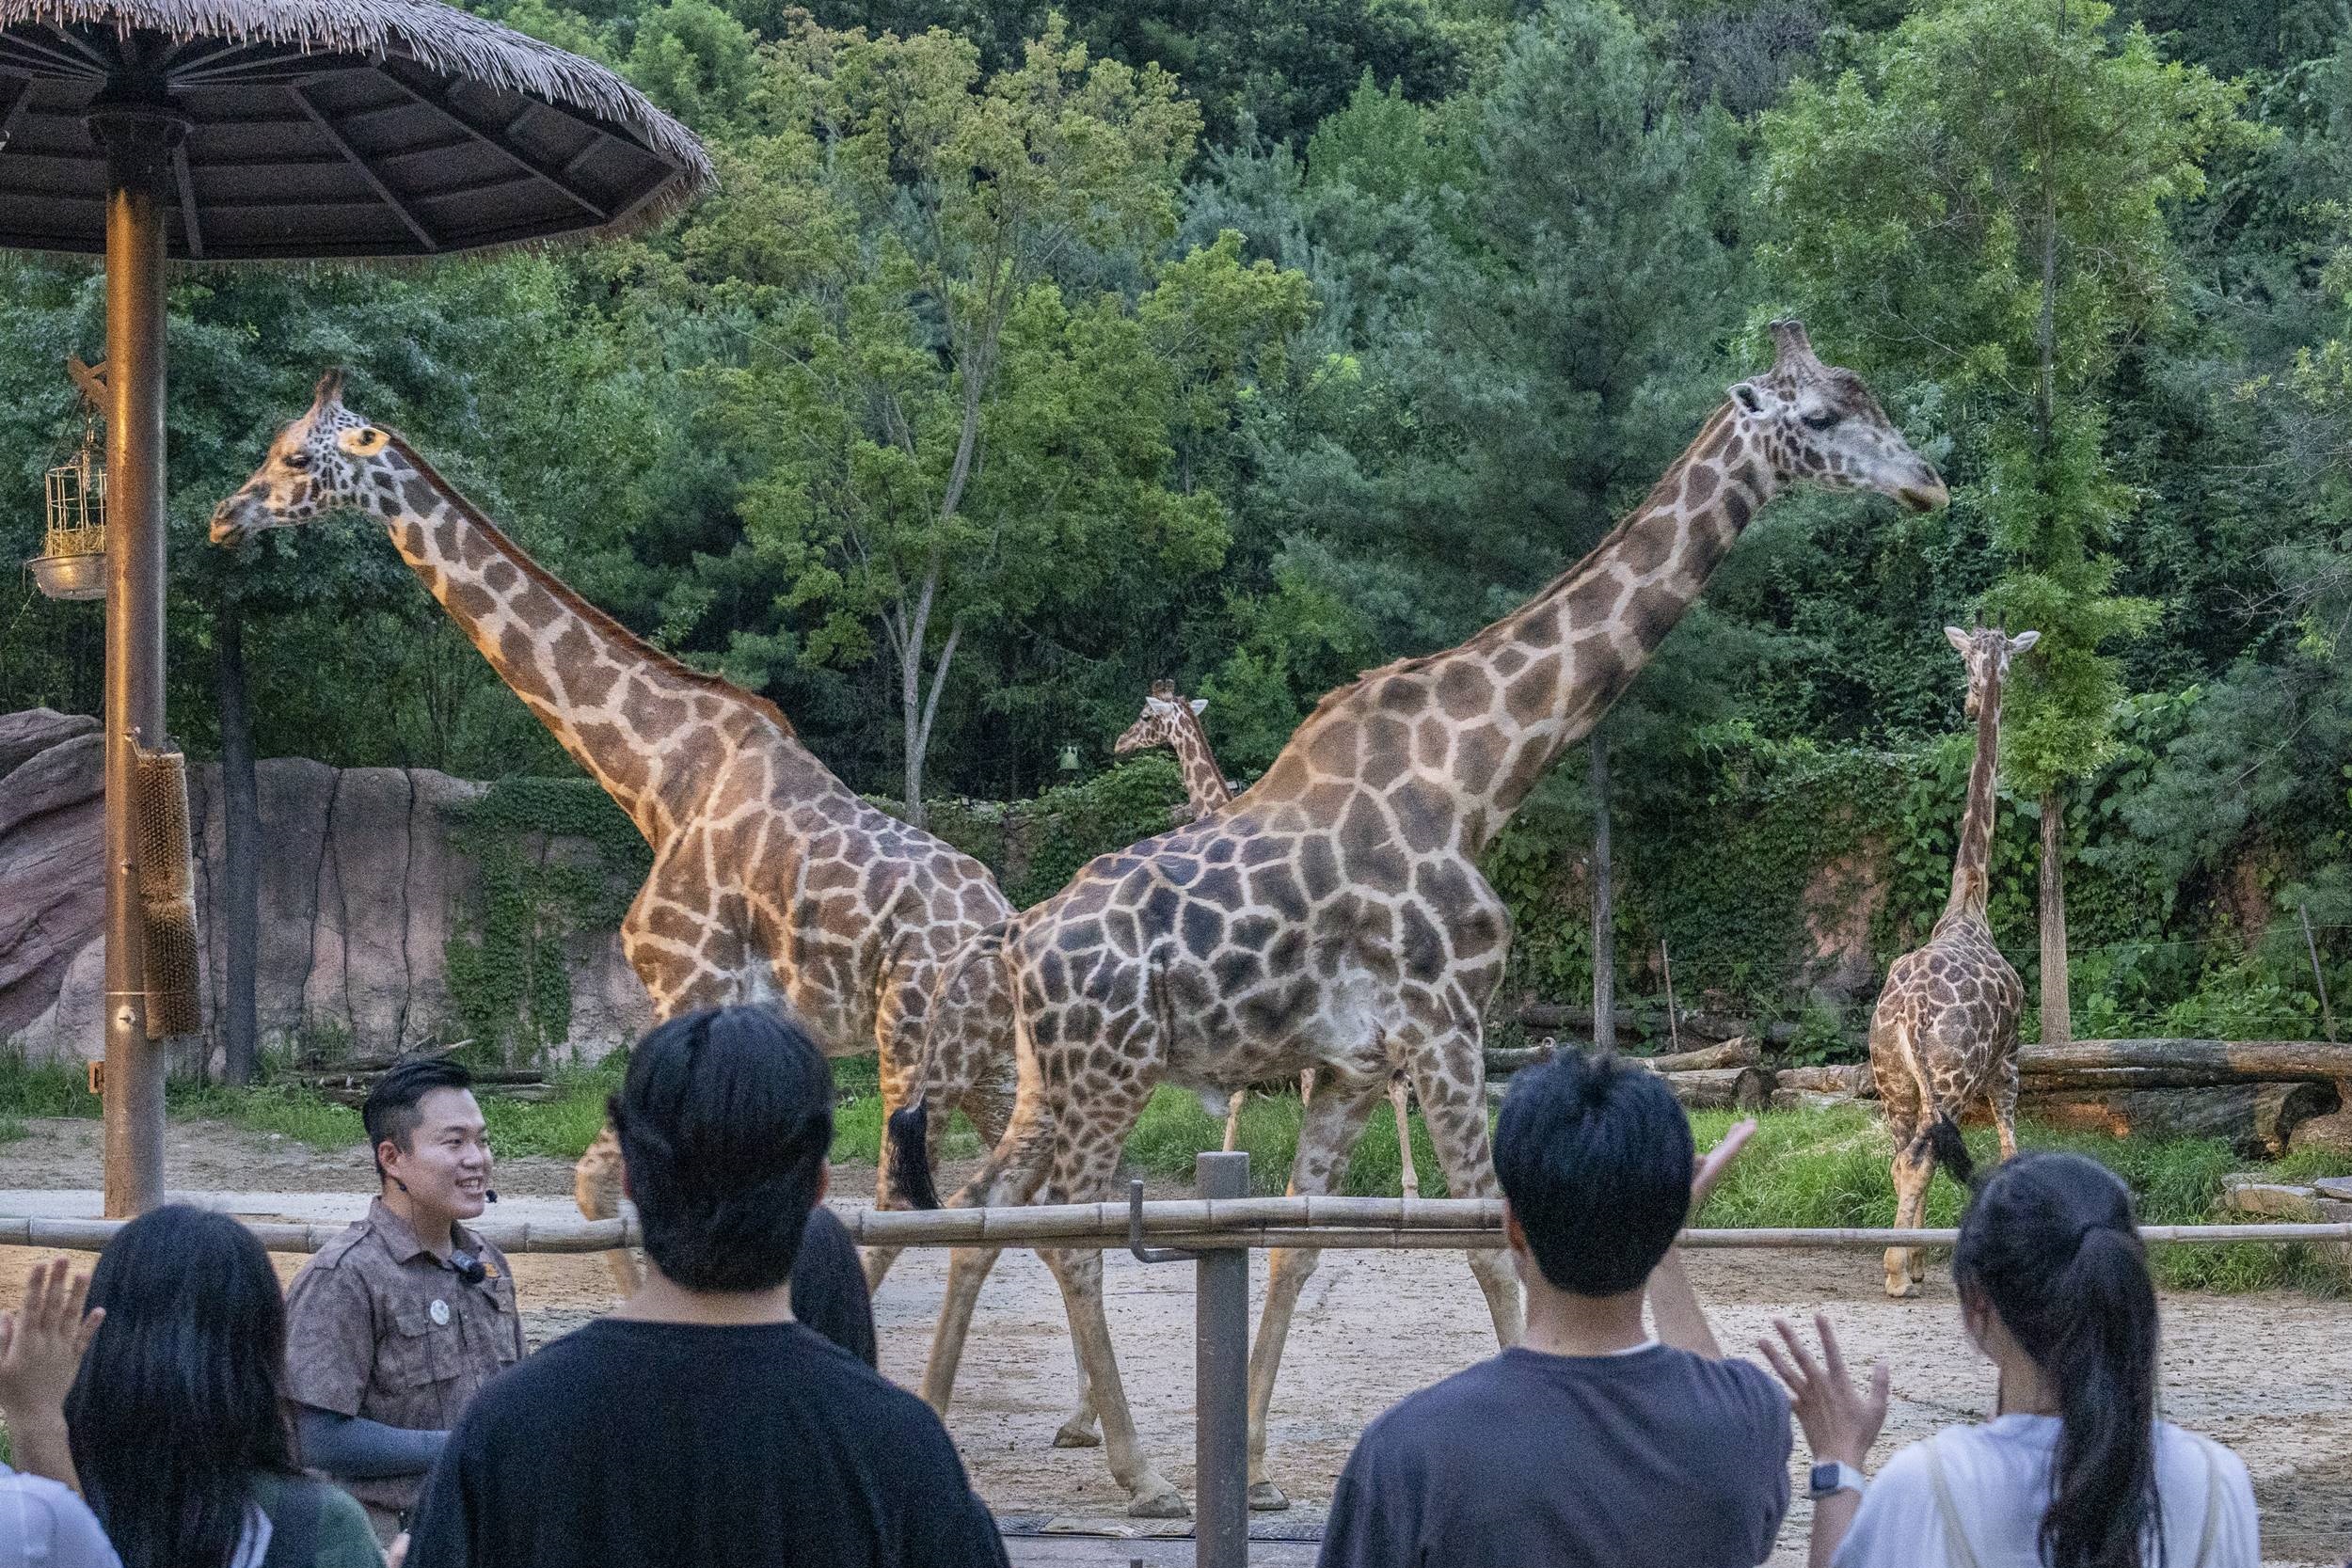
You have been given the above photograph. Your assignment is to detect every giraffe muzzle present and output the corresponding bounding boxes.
[208,494,267,547]
[1898,468,1949,513]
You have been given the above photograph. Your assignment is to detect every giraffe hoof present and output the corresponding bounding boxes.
[1883,1277,1918,1299]
[1051,1416,1102,1449]
[1248,1482,1292,1512]
[1128,1488,1191,1520]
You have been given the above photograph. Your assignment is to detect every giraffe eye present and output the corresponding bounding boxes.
[283,451,311,470]
[1801,410,1842,432]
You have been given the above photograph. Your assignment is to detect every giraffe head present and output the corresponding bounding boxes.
[1945,624,2041,719]
[1113,680,1210,758]
[209,371,399,546]
[1728,320,1948,513]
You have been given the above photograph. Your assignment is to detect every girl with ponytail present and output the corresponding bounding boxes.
[1760,1152,2259,1568]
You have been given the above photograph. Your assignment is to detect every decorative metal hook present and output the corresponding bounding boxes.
[1128,1178,1196,1263]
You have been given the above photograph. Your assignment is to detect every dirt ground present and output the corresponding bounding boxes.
[3,1116,2345,1565]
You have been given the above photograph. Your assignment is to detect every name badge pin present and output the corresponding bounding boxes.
[429,1298,451,1326]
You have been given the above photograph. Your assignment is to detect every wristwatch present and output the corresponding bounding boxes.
[1807,1461,1867,1499]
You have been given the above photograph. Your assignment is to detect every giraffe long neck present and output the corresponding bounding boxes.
[1946,672,2003,922]
[370,440,794,846]
[1168,711,1233,814]
[1260,404,1773,850]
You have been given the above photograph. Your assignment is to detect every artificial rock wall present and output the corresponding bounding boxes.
[0,707,651,1065]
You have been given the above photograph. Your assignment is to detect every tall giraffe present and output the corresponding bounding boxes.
[892,321,1949,1515]
[1115,681,1419,1194]
[1868,623,2037,1297]
[211,372,1019,1291]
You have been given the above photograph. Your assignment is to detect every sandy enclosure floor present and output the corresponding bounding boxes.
[2,1117,2345,1565]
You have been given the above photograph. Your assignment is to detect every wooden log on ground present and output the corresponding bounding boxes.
[1661,1066,1776,1111]
[1485,1042,1560,1074]
[1512,1003,1751,1042]
[1637,1038,1758,1073]
[2022,1082,2339,1157]
[1772,1088,1862,1112]
[2015,1040,2352,1086]
[1775,1064,1874,1097]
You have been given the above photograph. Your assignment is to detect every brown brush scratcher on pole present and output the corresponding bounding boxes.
[133,745,202,1040]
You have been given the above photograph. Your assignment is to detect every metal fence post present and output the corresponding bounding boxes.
[1195,1150,1250,1568]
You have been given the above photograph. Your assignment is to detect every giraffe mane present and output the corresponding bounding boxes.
[385,433,798,740]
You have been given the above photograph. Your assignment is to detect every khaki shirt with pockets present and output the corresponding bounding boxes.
[284,1198,524,1515]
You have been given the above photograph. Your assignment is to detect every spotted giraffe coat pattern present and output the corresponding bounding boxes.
[1868,624,2038,1295]
[211,372,1021,1291]
[897,322,1950,1516]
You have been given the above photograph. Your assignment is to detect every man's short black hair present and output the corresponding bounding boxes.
[1493,1051,1693,1297]
[611,1006,834,1292]
[362,1056,475,1179]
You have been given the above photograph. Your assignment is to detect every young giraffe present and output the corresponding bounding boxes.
[894,321,1949,1515]
[210,372,1019,1291]
[1868,623,2038,1297]
[1114,681,1419,1194]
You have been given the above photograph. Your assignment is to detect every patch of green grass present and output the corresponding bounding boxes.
[0,1055,99,1119]
[175,1083,361,1150]
[0,1117,25,1145]
[1685,1105,2346,1294]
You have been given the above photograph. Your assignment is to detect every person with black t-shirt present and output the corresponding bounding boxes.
[401,1007,1007,1568]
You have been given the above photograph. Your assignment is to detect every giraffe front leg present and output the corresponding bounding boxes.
[1038,1077,1180,1516]
[571,1125,642,1294]
[1408,1023,1522,1348]
[1222,1088,1245,1154]
[1245,1074,1384,1511]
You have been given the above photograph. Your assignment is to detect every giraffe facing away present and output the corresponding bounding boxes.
[1115,681,1420,1195]
[891,321,1950,1516]
[1868,624,2037,1297]
[211,372,1020,1291]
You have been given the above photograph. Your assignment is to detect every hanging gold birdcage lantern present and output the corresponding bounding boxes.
[29,411,107,602]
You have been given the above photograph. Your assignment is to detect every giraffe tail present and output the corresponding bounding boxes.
[887,1101,939,1212]
[1928,1114,1976,1190]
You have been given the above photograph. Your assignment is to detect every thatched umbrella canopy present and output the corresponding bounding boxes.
[0,0,710,256]
[0,0,710,1215]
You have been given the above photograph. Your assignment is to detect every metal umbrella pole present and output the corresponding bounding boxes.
[94,99,176,1218]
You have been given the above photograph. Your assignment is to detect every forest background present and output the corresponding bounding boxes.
[6,0,2352,1066]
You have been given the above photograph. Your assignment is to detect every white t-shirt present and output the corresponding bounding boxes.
[0,1465,122,1568]
[1834,1416,2258,1568]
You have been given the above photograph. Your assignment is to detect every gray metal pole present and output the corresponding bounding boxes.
[1195,1150,1250,1568]
[91,100,182,1220]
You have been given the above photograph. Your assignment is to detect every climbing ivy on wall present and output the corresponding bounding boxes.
[440,779,651,1062]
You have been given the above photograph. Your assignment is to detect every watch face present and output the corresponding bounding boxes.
[1808,1463,1844,1497]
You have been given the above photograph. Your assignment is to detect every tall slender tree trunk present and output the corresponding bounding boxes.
[2038,789,2071,1045]
[215,603,261,1086]
[901,656,926,830]
[1590,731,1615,1053]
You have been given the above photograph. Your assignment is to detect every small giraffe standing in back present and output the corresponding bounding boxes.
[1869,624,2039,1296]
[1114,682,1420,1195]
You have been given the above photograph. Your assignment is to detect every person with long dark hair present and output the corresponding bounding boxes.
[67,1206,384,1568]
[1763,1149,2259,1568]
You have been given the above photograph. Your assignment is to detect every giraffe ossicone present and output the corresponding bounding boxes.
[895,321,1948,1517]
[212,370,1023,1296]
[1868,622,2039,1297]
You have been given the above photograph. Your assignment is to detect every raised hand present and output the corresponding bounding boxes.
[1690,1117,1756,1217]
[0,1257,104,1488]
[1757,1313,1889,1468]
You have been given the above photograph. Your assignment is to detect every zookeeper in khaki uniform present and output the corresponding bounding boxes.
[286,1056,524,1544]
